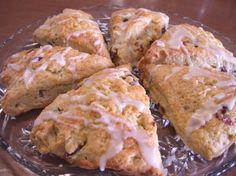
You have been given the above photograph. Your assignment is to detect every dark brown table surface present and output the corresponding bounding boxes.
[0,0,236,175]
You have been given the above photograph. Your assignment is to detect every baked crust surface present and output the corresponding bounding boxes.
[1,45,113,116]
[140,64,236,160]
[33,9,110,58]
[110,8,169,65]
[31,66,164,176]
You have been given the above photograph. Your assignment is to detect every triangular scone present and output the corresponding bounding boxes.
[30,66,164,176]
[139,24,236,72]
[141,64,236,160]
[33,9,110,58]
[110,8,169,65]
[1,45,113,116]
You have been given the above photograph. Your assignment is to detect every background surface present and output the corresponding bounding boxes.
[0,0,235,175]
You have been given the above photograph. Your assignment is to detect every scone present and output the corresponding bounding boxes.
[33,9,110,58]
[30,66,164,176]
[140,64,236,160]
[139,24,236,72]
[110,8,169,65]
[1,45,113,116]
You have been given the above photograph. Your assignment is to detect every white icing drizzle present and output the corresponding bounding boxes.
[164,66,182,81]
[39,17,97,30]
[165,25,236,69]
[94,39,101,46]
[8,63,23,71]
[93,38,103,53]
[167,27,195,66]
[34,110,57,126]
[65,29,100,41]
[155,40,165,47]
[23,47,72,88]
[168,27,195,49]
[110,92,145,113]
[37,11,103,53]
[186,90,236,133]
[82,67,131,87]
[112,9,168,53]
[11,53,20,58]
[182,66,217,80]
[67,52,89,73]
[34,68,163,172]
[34,110,82,129]
[50,47,71,66]
[76,18,97,25]
[116,11,134,19]
[183,67,236,134]
[65,29,103,52]
[125,17,152,40]
[35,45,53,57]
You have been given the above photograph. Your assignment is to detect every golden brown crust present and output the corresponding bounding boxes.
[1,45,113,116]
[139,24,236,72]
[110,8,169,66]
[140,64,236,160]
[33,9,110,58]
[31,66,163,175]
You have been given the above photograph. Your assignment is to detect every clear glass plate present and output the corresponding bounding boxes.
[0,4,236,176]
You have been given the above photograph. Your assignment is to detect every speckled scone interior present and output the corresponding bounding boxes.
[139,24,236,72]
[1,45,113,116]
[110,8,169,65]
[33,9,110,58]
[140,64,236,160]
[30,66,164,176]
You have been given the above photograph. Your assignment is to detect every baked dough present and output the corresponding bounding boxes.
[140,64,236,160]
[30,66,164,176]
[33,9,110,58]
[1,45,113,116]
[110,8,169,65]
[139,24,236,72]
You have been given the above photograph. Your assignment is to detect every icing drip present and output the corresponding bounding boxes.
[34,68,163,172]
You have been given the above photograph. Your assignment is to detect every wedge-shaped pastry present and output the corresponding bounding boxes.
[139,24,236,72]
[31,66,164,176]
[140,64,236,160]
[1,45,113,116]
[33,9,110,58]
[110,8,169,65]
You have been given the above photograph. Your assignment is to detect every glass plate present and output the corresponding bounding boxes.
[0,4,236,176]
